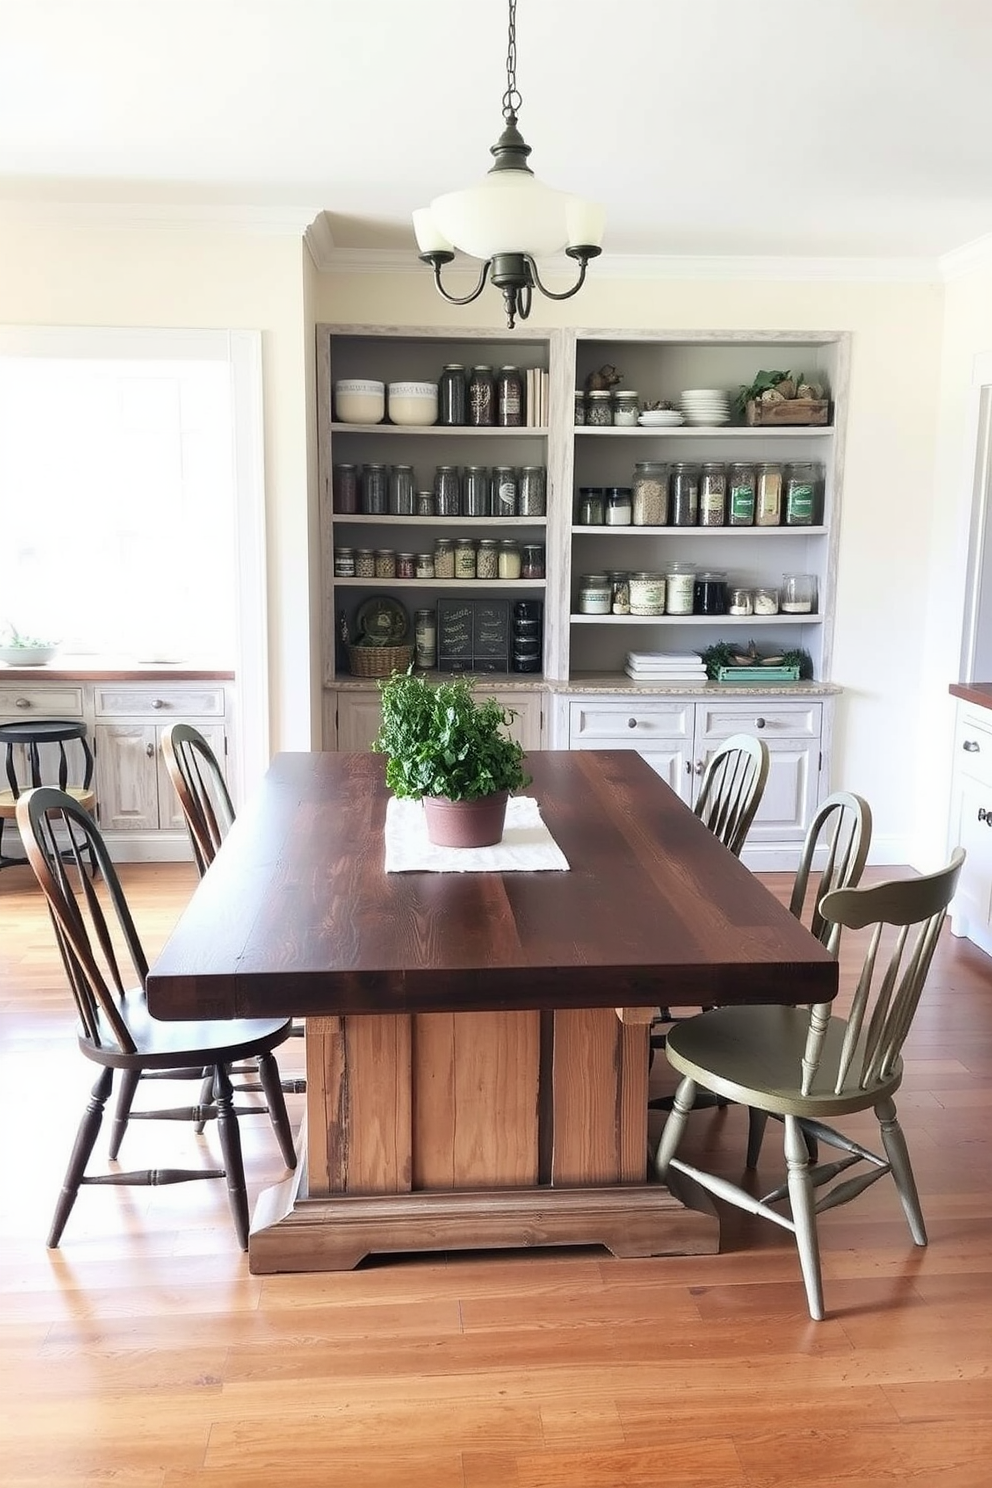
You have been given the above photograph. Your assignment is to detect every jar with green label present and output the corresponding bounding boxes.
[785,462,818,525]
[728,463,756,525]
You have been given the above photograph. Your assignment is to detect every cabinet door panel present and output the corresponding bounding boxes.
[488,691,543,751]
[952,774,992,933]
[335,695,385,753]
[94,724,160,832]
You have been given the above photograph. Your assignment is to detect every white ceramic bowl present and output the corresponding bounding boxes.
[387,381,438,426]
[0,645,57,666]
[334,379,385,424]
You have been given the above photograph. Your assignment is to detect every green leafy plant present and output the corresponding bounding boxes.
[779,647,814,680]
[698,641,738,680]
[372,671,531,802]
[734,369,800,418]
[3,621,58,648]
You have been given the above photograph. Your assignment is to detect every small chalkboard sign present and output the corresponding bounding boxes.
[437,599,474,671]
[473,599,510,672]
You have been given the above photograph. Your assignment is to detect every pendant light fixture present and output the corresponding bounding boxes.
[412,0,605,329]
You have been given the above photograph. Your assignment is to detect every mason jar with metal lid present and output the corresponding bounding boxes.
[494,465,517,516]
[334,546,355,578]
[434,465,461,517]
[374,549,396,579]
[476,539,499,579]
[664,561,697,614]
[415,551,435,579]
[629,572,666,616]
[699,463,727,527]
[463,465,491,517]
[454,537,477,578]
[670,462,699,526]
[415,608,437,668]
[396,551,416,579]
[577,486,605,525]
[521,543,545,579]
[361,462,388,515]
[499,540,522,579]
[433,537,455,578]
[518,466,546,516]
[586,390,612,426]
[388,464,415,516]
[612,390,640,426]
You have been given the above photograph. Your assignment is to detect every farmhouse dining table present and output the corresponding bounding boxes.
[146,749,837,1274]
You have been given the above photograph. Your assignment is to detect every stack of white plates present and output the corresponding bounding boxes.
[680,388,731,426]
[637,409,683,427]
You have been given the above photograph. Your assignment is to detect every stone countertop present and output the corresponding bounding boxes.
[330,672,841,698]
[0,656,235,683]
[949,681,992,712]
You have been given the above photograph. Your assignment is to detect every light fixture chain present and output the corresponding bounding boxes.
[502,0,522,121]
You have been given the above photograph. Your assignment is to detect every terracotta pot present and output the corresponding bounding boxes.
[423,791,508,849]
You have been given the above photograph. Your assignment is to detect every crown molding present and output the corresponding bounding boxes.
[0,199,320,235]
[940,230,992,282]
[308,243,941,284]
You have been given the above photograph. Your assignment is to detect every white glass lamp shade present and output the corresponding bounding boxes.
[413,208,454,254]
[565,195,606,249]
[430,170,602,260]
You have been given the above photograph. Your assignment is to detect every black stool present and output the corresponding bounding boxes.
[0,719,96,871]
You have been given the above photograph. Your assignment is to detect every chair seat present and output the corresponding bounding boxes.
[665,1003,903,1119]
[88,989,293,1071]
[0,785,95,817]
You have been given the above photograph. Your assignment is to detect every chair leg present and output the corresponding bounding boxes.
[193,1067,214,1135]
[48,1066,113,1248]
[746,1109,769,1169]
[256,1051,298,1170]
[876,1095,927,1246]
[108,1068,140,1160]
[654,1076,697,1180]
[784,1114,824,1321]
[211,1063,250,1251]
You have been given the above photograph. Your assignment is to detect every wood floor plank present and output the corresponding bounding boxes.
[2,861,992,1486]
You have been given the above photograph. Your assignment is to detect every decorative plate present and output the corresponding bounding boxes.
[355,594,410,645]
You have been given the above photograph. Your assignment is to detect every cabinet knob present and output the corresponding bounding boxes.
[151,699,165,710]
[627,717,637,730]
[695,759,705,775]
[963,739,981,753]
[754,717,766,729]
[15,697,30,709]
[146,742,155,758]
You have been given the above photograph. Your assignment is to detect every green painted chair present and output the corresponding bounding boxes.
[692,732,770,857]
[654,847,966,1319]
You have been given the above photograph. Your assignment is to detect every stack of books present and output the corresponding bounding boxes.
[624,651,708,683]
[525,368,550,427]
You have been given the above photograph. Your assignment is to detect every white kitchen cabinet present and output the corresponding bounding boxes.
[948,695,992,953]
[93,684,228,838]
[330,684,545,754]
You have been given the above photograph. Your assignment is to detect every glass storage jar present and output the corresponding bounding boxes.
[499,540,523,579]
[520,543,545,579]
[355,547,376,578]
[361,462,388,515]
[415,551,435,579]
[632,462,668,526]
[574,390,586,425]
[468,365,495,426]
[374,549,396,579]
[609,571,631,614]
[670,463,699,526]
[496,366,523,427]
[415,608,437,668]
[578,573,612,614]
[476,538,499,579]
[756,462,783,526]
[612,390,639,426]
[454,538,477,578]
[334,546,355,578]
[781,572,817,613]
[728,585,753,616]
[433,537,455,577]
[388,464,415,516]
[416,489,435,517]
[333,462,359,514]
[438,364,467,426]
[396,551,416,579]
[494,466,517,516]
[693,570,728,615]
[785,462,818,525]
[434,465,461,517]
[605,486,633,525]
[586,390,612,426]
[518,466,546,516]
[664,561,697,614]
[699,463,727,527]
[463,465,491,517]
[754,585,780,615]
[729,463,756,526]
[577,487,605,525]
[629,572,666,616]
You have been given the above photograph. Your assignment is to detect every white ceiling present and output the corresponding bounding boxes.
[2,0,992,264]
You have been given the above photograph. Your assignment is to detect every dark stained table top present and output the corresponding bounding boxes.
[146,751,837,1022]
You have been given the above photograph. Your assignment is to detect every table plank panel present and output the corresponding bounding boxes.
[308,1013,412,1197]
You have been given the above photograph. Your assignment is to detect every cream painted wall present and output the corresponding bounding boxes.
[916,263,992,865]
[0,219,314,756]
[314,269,944,862]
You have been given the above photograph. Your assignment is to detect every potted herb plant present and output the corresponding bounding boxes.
[372,671,531,848]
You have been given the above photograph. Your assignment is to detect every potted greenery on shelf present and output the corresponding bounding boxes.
[372,671,531,848]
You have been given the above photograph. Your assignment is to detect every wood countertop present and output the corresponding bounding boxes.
[949,682,992,712]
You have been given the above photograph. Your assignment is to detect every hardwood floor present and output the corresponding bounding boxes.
[2,858,991,1487]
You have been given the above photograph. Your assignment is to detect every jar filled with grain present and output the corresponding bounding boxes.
[433,537,455,578]
[333,463,359,514]
[454,537,477,578]
[518,466,547,516]
[493,466,517,516]
[577,487,605,525]
[468,365,495,426]
[632,462,668,526]
[609,571,631,615]
[629,572,666,616]
[699,463,727,527]
[586,390,612,426]
[434,465,461,517]
[416,489,435,517]
[388,464,415,516]
[375,549,397,579]
[361,462,388,515]
[756,462,783,526]
[574,390,586,425]
[670,463,699,527]
[462,465,492,517]
[785,462,818,525]
[355,548,376,578]
[476,539,499,579]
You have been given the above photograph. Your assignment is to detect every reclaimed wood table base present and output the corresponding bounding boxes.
[147,751,835,1273]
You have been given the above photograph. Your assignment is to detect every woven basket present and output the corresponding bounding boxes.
[347,643,414,678]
